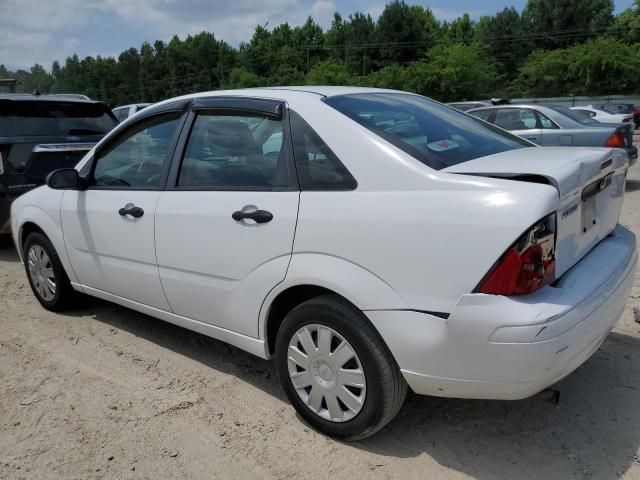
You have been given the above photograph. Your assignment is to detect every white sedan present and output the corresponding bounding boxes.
[11,87,637,440]
[570,105,635,125]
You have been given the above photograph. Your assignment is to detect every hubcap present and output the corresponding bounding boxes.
[27,245,56,301]
[287,324,366,422]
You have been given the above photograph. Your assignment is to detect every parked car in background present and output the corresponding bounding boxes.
[10,87,637,440]
[592,103,640,128]
[467,104,637,163]
[0,93,117,236]
[113,103,152,122]
[570,106,635,126]
[446,101,492,112]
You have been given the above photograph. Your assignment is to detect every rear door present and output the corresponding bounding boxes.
[155,97,299,337]
[61,105,187,309]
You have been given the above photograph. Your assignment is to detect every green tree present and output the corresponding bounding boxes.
[476,7,529,80]
[444,14,476,45]
[361,64,408,90]
[305,60,350,85]
[226,66,265,88]
[375,1,440,65]
[406,44,498,101]
[611,0,640,43]
[516,37,640,96]
[523,0,615,50]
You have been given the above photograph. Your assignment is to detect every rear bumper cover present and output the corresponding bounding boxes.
[366,225,637,400]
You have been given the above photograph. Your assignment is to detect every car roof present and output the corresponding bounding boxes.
[146,86,410,109]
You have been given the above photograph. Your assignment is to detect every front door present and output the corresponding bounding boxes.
[61,110,184,310]
[155,102,299,337]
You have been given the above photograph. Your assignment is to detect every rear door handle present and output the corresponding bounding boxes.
[232,209,273,224]
[118,204,144,218]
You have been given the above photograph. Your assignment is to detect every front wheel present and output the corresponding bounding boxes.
[275,294,407,440]
[23,232,74,311]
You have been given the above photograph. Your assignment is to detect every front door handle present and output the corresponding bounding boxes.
[232,209,273,224]
[119,205,144,218]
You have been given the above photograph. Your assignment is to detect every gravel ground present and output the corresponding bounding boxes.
[1,145,640,480]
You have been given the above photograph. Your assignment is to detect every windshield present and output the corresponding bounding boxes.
[548,106,599,125]
[324,93,530,170]
[0,100,117,136]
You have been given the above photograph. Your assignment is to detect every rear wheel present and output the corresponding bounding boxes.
[23,232,74,311]
[275,294,407,440]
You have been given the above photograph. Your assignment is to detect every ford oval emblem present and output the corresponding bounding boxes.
[66,135,82,142]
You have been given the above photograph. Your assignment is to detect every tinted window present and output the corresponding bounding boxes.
[178,112,287,189]
[325,93,528,170]
[494,108,537,130]
[573,109,595,118]
[538,112,558,129]
[468,109,492,121]
[549,106,599,125]
[290,111,357,190]
[0,100,117,136]
[114,108,129,122]
[93,112,181,188]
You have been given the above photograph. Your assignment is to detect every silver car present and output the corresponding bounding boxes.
[467,104,637,163]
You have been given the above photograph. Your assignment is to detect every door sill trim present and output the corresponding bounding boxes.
[72,283,268,359]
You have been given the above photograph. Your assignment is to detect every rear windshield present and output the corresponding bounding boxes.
[324,93,529,170]
[0,100,117,136]
[548,106,599,125]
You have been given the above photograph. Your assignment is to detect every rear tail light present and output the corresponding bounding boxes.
[605,132,625,148]
[475,213,556,296]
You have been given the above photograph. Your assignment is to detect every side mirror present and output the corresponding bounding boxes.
[46,168,84,190]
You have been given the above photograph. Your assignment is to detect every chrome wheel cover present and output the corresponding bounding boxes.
[27,245,56,301]
[287,324,366,422]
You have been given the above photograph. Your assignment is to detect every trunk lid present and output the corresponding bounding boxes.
[444,147,628,277]
[0,98,116,195]
[0,136,99,196]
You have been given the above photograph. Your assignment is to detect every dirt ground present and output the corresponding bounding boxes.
[2,149,640,480]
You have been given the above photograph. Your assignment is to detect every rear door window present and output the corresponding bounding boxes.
[114,108,129,122]
[177,112,288,189]
[494,109,537,130]
[0,100,117,136]
[537,112,558,129]
[468,109,492,122]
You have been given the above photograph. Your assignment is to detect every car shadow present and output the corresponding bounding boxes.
[0,239,19,262]
[626,179,640,193]
[357,331,640,479]
[62,294,640,479]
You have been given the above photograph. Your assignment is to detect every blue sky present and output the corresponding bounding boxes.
[0,0,635,71]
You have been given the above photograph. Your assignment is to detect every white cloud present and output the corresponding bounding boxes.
[0,0,327,70]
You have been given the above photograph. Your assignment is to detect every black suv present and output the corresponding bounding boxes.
[0,94,117,236]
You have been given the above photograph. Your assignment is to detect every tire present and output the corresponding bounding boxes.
[23,232,74,311]
[275,294,407,440]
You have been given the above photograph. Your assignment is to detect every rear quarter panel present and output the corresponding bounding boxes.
[292,180,558,313]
